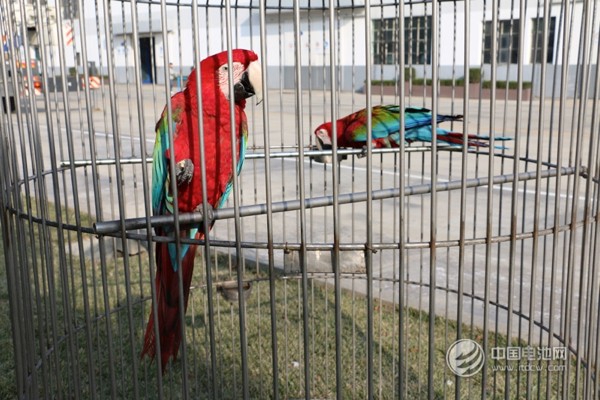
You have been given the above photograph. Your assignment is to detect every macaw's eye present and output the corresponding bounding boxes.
[222,65,228,71]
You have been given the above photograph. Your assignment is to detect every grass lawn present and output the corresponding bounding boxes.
[0,200,578,398]
[0,229,16,399]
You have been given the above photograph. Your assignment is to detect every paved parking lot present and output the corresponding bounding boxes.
[8,83,595,345]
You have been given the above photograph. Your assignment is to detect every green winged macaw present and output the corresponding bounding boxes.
[314,105,510,151]
[141,49,262,372]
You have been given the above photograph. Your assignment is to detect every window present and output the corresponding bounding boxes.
[531,17,556,63]
[406,16,432,64]
[373,18,397,65]
[483,20,520,64]
[373,16,432,65]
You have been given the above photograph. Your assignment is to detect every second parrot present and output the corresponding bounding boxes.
[314,105,510,153]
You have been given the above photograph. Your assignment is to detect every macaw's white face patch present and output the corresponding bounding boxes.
[217,61,245,100]
[315,128,332,148]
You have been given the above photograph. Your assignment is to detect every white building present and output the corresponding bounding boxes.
[22,1,600,96]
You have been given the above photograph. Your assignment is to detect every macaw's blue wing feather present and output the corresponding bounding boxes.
[217,119,248,209]
[384,125,513,149]
[404,107,463,130]
[386,126,441,146]
[402,126,513,149]
[403,125,438,143]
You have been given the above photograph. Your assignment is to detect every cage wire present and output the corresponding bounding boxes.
[1,0,600,398]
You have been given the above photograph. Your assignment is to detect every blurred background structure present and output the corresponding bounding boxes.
[1,0,599,399]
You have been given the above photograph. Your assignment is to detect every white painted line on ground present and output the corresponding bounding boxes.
[288,157,588,202]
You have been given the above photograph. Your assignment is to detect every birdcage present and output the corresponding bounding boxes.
[1,0,599,398]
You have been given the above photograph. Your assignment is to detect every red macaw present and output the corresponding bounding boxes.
[141,49,262,372]
[314,105,510,151]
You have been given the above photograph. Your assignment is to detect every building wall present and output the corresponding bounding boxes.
[63,1,597,98]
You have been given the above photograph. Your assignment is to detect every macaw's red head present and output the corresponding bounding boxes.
[187,49,262,107]
[314,122,334,150]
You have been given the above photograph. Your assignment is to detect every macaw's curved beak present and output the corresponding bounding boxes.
[234,72,254,101]
[314,128,333,150]
[234,60,263,105]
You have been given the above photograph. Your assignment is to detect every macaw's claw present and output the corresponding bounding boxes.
[175,159,194,185]
[358,145,368,158]
[193,203,214,224]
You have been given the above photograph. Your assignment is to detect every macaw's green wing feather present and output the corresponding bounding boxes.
[151,114,171,215]
[342,105,402,142]
[151,92,199,268]
[152,94,186,217]
[370,105,402,139]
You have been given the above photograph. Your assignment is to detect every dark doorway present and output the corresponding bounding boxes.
[139,37,155,84]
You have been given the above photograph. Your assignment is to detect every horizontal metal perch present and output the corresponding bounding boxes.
[94,166,577,235]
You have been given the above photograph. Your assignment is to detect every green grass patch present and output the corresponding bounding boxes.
[0,229,15,399]
[0,199,579,398]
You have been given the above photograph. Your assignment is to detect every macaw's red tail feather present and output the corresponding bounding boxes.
[437,132,491,148]
[141,241,197,372]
